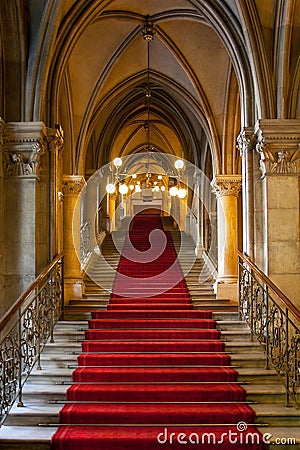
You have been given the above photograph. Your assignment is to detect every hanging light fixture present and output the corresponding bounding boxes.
[142,19,155,156]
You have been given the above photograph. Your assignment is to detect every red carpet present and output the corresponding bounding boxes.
[52,215,266,449]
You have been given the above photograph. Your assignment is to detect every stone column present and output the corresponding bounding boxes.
[2,122,48,311]
[108,192,117,231]
[211,175,242,302]
[62,175,86,303]
[237,128,255,259]
[47,125,64,258]
[254,119,300,308]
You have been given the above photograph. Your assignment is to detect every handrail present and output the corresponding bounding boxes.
[238,251,300,408]
[238,250,300,322]
[0,253,64,426]
[0,252,64,332]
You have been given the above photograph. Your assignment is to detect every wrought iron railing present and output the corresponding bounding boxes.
[0,253,64,426]
[238,251,300,407]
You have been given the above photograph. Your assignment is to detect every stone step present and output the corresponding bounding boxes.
[37,354,266,371]
[253,404,300,427]
[245,384,287,404]
[68,299,109,306]
[0,426,53,450]
[237,367,281,384]
[2,425,298,450]
[5,395,299,429]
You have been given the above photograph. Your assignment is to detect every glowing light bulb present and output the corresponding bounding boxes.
[106,183,116,194]
[119,184,128,195]
[113,157,122,168]
[174,159,184,170]
[169,186,178,197]
[177,188,187,199]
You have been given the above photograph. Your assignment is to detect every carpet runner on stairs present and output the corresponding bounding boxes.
[52,215,266,449]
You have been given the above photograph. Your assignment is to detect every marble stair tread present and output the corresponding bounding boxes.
[225,342,265,353]
[253,404,300,427]
[1,426,299,447]
[253,404,300,417]
[0,425,55,443]
[21,384,70,396]
[237,367,281,384]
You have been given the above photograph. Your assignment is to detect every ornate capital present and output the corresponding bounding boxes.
[3,122,47,178]
[46,124,64,158]
[254,119,300,177]
[236,127,256,156]
[62,175,86,196]
[211,175,242,198]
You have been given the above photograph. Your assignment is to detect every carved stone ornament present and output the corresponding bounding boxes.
[254,120,300,177]
[3,142,44,177]
[2,122,47,178]
[211,175,242,198]
[46,125,64,157]
[62,175,86,196]
[236,128,256,156]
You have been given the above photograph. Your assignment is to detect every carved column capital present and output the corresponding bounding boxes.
[211,175,242,198]
[2,122,47,178]
[62,175,86,196]
[236,127,256,156]
[46,124,64,158]
[254,119,300,177]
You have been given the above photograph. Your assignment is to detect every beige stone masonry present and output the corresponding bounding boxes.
[253,119,300,308]
[0,121,56,313]
[211,174,242,302]
[62,175,86,303]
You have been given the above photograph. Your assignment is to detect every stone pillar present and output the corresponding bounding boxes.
[47,125,64,258]
[211,175,242,302]
[237,128,255,259]
[108,192,117,231]
[254,119,300,308]
[2,122,48,311]
[62,175,86,303]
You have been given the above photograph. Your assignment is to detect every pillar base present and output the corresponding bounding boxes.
[214,278,238,303]
[64,279,84,304]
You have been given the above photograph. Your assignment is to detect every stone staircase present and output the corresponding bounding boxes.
[0,223,299,449]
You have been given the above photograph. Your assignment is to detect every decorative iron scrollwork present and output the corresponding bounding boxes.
[238,254,300,407]
[0,255,64,426]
